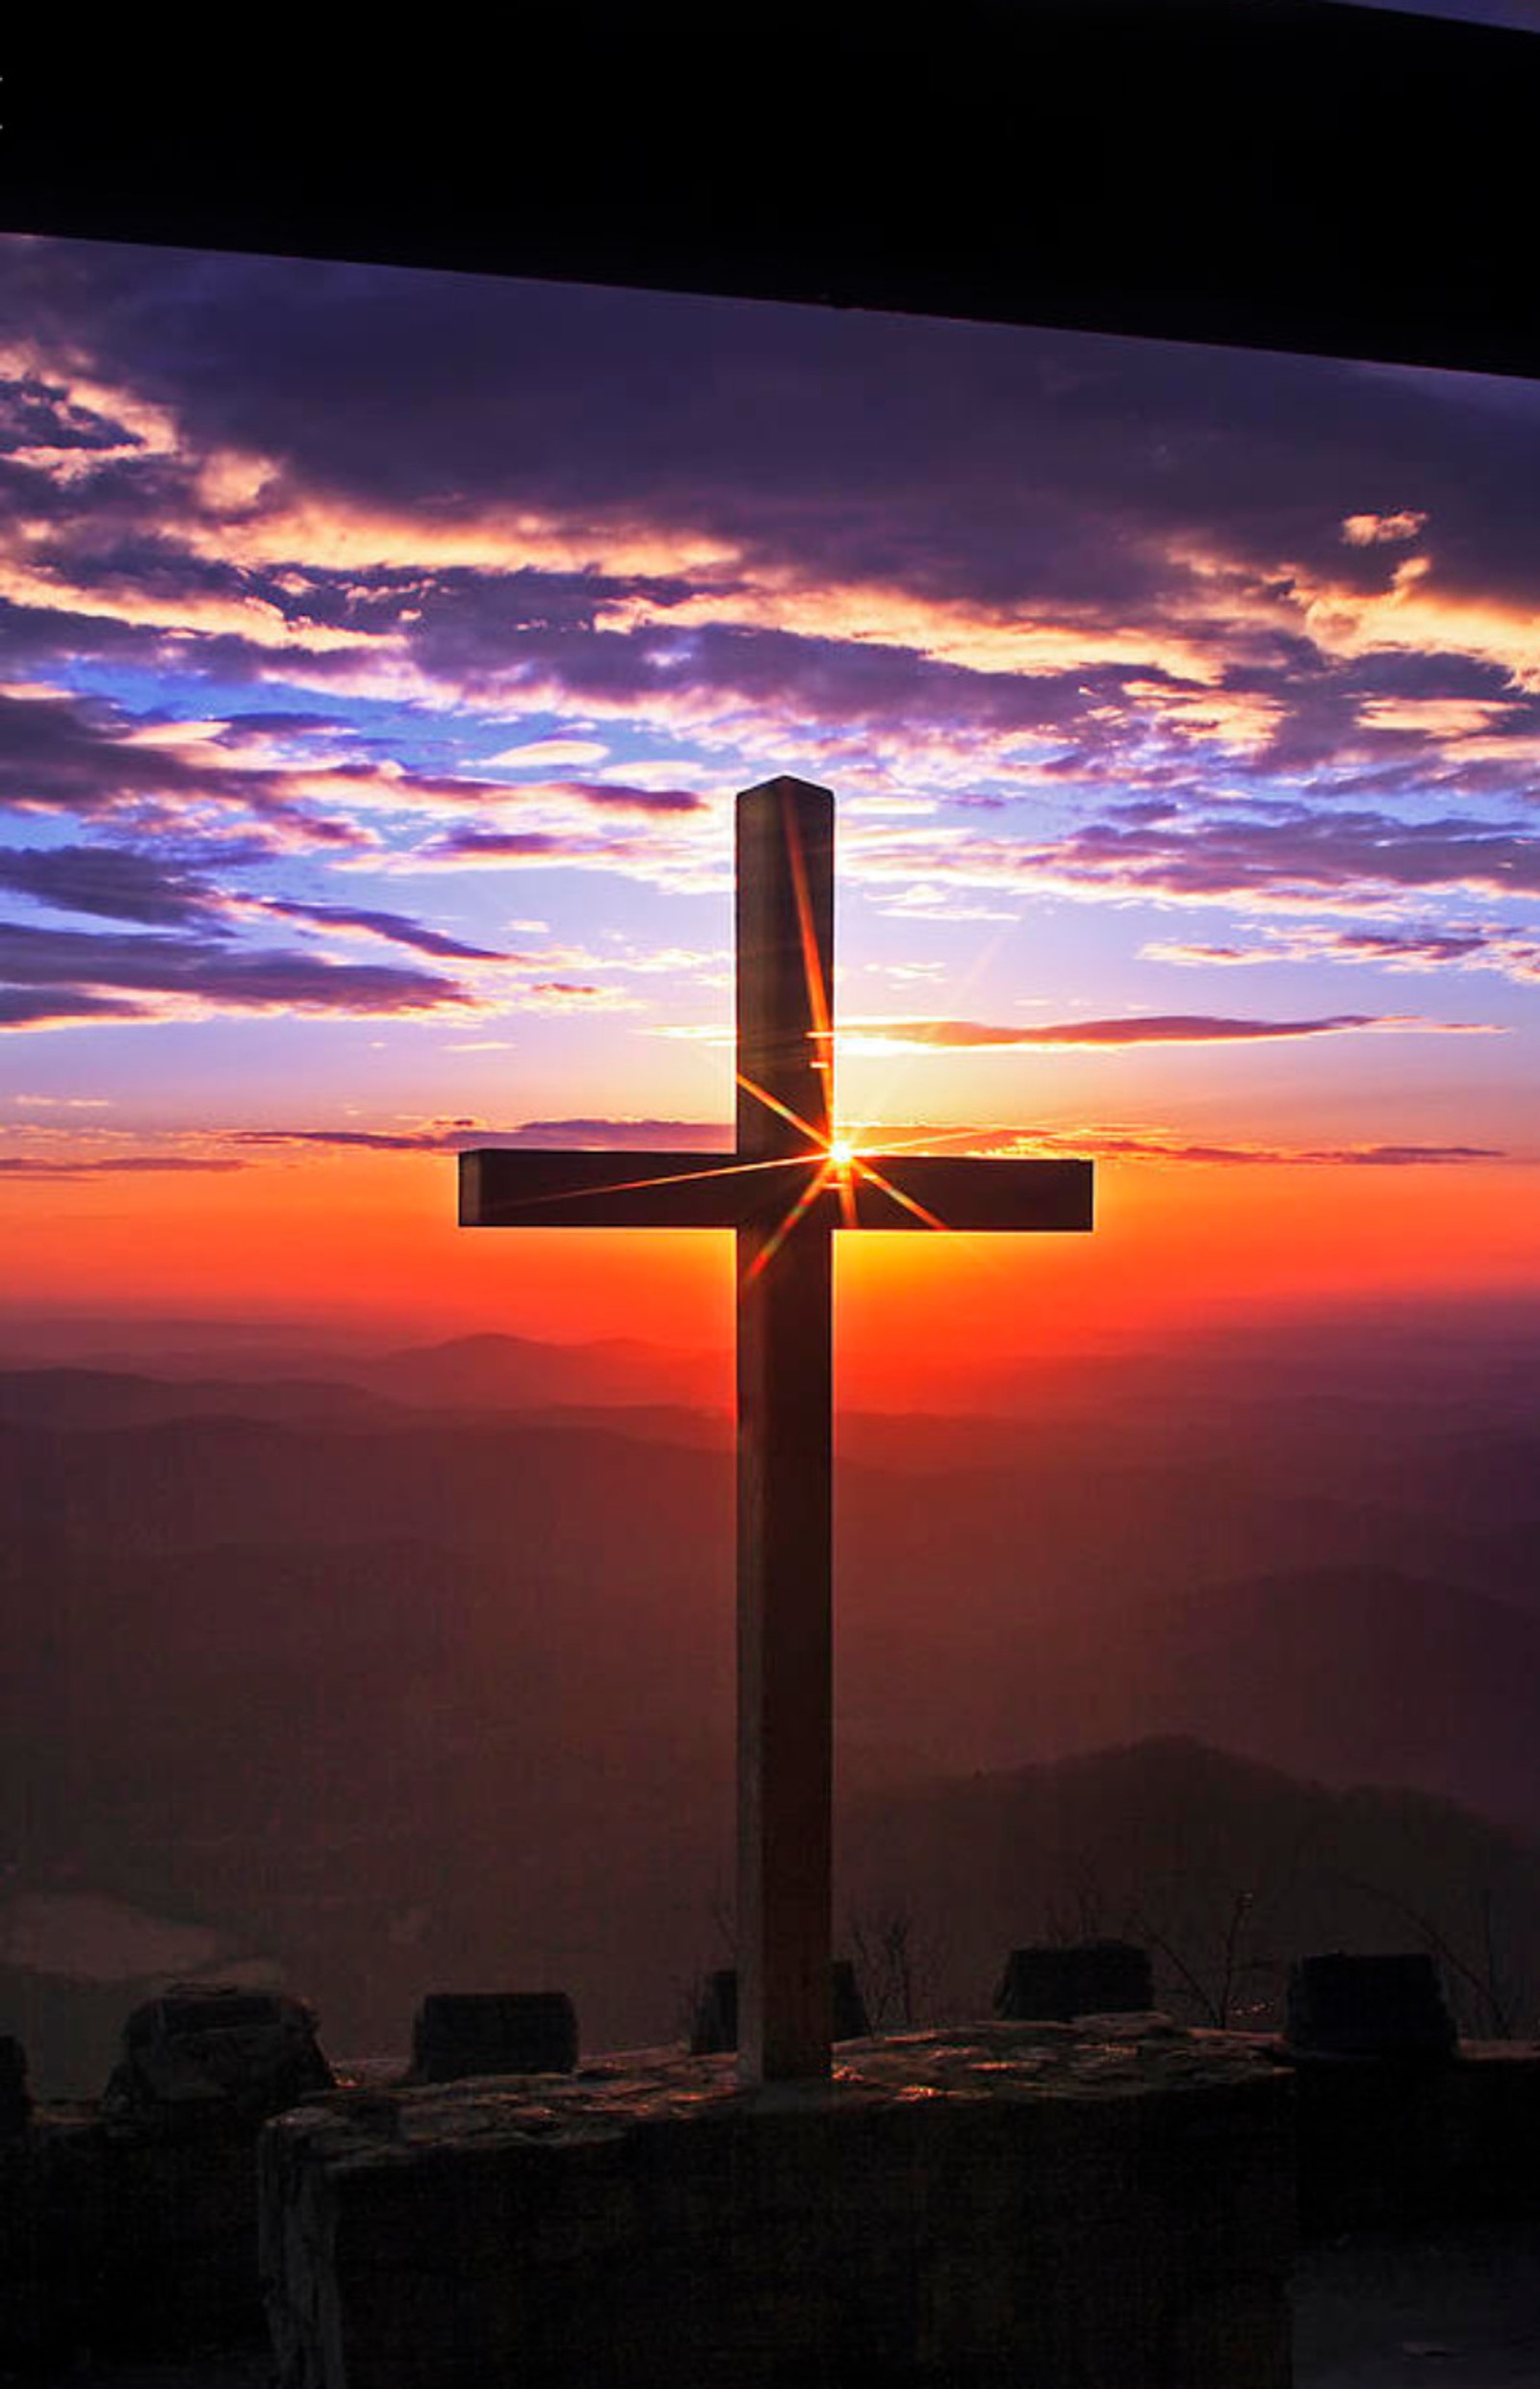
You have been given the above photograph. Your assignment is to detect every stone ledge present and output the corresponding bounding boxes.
[10,2029,1540,2375]
[1289,2037,1540,2234]
[259,2019,1296,2389]
[1,2111,267,2368]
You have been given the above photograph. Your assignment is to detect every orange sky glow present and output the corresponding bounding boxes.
[7,1146,1536,1377]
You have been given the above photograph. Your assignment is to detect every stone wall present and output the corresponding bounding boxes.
[7,2027,1540,2378]
[1295,2040,1540,2234]
[1,2113,266,2369]
[259,2019,1296,2389]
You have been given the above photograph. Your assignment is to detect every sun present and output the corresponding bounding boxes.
[828,1137,857,1171]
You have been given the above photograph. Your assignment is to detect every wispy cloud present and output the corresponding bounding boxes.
[220,1115,1511,1169]
[984,1125,1507,1168]
[0,1152,244,1175]
[0,988,147,1027]
[834,1012,1499,1051]
[0,840,221,926]
[0,686,498,847]
[0,839,552,997]
[1342,511,1428,547]
[853,805,1540,912]
[4,239,1539,1175]
[399,802,723,889]
[0,919,471,1030]
[1143,918,1540,984]
[232,1116,737,1154]
[249,896,515,961]
[483,736,610,768]
[479,778,707,817]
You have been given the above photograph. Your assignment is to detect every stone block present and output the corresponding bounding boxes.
[410,1991,578,2082]
[994,1940,1154,2021]
[1285,1951,1455,2062]
[0,2038,29,2139]
[688,1962,868,2055]
[103,1983,335,2136]
[261,2018,1295,2389]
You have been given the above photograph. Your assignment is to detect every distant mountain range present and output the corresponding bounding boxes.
[7,1728,1537,2095]
[0,1368,404,1432]
[839,1734,1540,2042]
[361,1331,729,1411]
[2,1326,1536,2090]
[0,1343,1535,1811]
[0,1332,730,1416]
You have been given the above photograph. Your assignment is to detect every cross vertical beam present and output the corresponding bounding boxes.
[735,780,835,2084]
[457,775,1095,2089]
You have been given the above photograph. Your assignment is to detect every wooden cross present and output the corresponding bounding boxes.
[460,777,1093,2083]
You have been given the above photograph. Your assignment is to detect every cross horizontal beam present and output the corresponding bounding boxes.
[459,1147,1093,1233]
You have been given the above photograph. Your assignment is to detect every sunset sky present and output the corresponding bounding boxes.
[2,232,1538,1355]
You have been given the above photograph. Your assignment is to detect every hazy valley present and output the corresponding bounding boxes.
[2,1303,1537,2093]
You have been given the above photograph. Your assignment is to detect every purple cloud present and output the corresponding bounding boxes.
[24,242,1537,613]
[0,921,469,1020]
[6,233,1540,1162]
[213,711,352,741]
[0,689,238,819]
[496,1117,734,1147]
[983,1123,1507,1166]
[0,842,529,980]
[231,1127,453,1153]
[418,830,566,862]
[0,688,513,847]
[546,781,705,815]
[892,805,1540,909]
[425,773,706,818]
[1318,1143,1504,1164]
[11,242,1540,815]
[1147,919,1540,984]
[0,988,147,1026]
[234,1117,736,1154]
[1281,921,1540,980]
[253,897,513,961]
[225,1117,1508,1169]
[1085,1134,1506,1166]
[0,1154,244,1175]
[0,841,222,927]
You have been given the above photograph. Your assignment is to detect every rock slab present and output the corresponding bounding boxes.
[260,2018,1295,2389]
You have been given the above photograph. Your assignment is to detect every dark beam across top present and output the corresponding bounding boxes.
[5,4,1540,384]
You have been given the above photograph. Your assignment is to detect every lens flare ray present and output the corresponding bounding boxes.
[736,1072,828,1150]
[744,1160,836,1282]
[482,1152,810,1217]
[847,1156,949,1233]
[782,790,834,1084]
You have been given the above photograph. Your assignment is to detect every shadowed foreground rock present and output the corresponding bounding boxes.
[105,1986,335,2134]
[260,2018,1294,2389]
